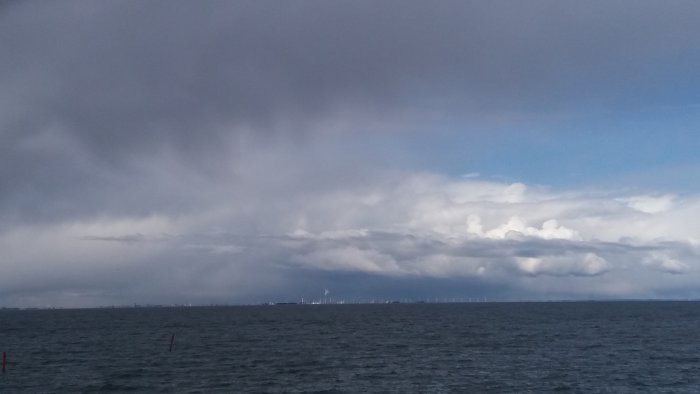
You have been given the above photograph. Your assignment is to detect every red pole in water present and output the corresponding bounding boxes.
[2,351,6,373]
[169,333,175,352]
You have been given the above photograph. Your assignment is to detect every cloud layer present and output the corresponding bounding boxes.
[3,169,700,306]
[3,1,700,306]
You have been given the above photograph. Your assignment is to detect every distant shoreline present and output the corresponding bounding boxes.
[3,298,700,311]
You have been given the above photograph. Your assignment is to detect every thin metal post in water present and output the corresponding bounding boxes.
[2,351,6,373]
[169,333,175,352]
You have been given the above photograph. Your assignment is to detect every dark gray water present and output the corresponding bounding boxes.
[2,302,700,393]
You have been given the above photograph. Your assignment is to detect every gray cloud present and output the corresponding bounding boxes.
[4,169,700,306]
[4,0,700,153]
[39,229,697,305]
[4,1,700,200]
[3,1,700,305]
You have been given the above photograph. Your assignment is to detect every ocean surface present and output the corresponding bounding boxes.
[2,302,700,393]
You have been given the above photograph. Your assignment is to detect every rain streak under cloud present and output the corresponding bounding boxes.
[3,1,700,307]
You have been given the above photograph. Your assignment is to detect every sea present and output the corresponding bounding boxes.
[2,301,700,393]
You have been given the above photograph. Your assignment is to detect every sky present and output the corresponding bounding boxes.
[3,0,700,307]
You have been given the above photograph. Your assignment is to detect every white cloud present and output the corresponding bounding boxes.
[3,167,700,306]
[516,253,608,277]
[292,246,403,275]
[643,252,690,274]
[618,194,675,214]
[480,217,580,240]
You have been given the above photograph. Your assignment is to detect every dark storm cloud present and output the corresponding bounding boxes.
[4,1,700,305]
[4,0,700,151]
[4,0,700,224]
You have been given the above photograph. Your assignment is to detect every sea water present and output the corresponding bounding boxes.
[2,302,700,393]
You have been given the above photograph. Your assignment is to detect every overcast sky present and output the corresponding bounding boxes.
[3,0,700,307]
